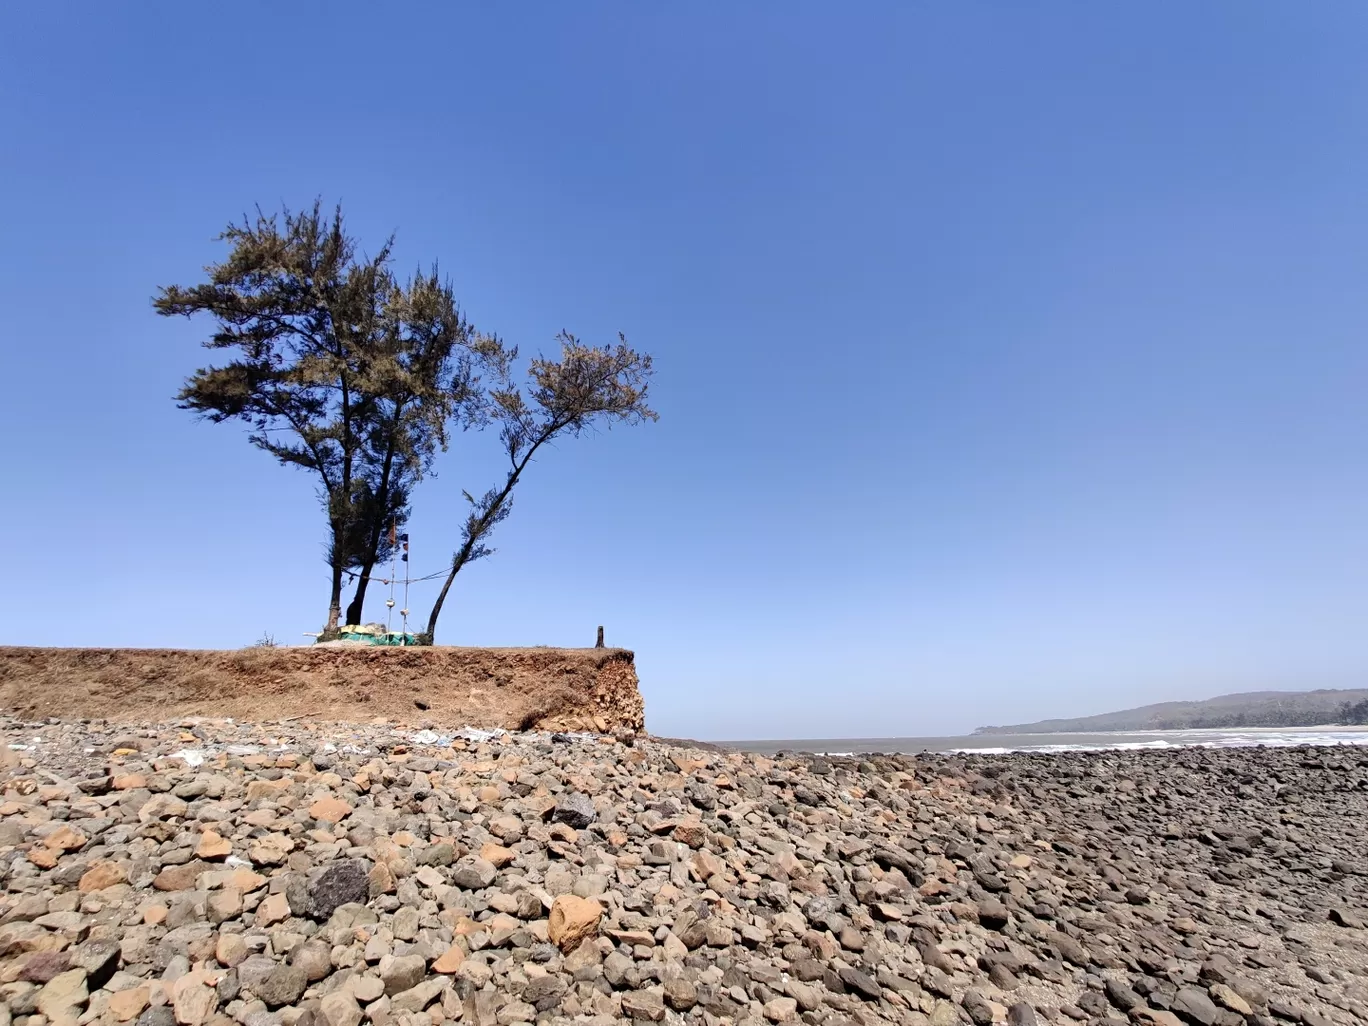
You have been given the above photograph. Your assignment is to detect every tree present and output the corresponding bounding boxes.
[155,202,487,630]
[421,332,657,643]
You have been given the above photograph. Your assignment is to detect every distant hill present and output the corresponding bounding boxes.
[976,688,1368,734]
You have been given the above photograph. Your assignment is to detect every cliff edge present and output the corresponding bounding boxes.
[0,645,645,733]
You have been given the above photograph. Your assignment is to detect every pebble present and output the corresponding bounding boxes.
[0,716,1363,1026]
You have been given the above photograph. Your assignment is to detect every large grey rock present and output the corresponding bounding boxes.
[551,791,596,829]
[621,989,666,1022]
[254,965,308,1007]
[1173,987,1220,1026]
[136,1008,176,1026]
[379,954,426,996]
[451,858,496,890]
[286,859,371,921]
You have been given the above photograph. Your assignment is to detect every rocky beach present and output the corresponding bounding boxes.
[1,716,1365,1026]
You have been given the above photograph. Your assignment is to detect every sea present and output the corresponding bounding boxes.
[725,727,1368,757]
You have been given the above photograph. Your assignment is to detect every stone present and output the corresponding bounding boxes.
[293,939,333,981]
[194,830,232,860]
[20,951,72,983]
[547,894,602,952]
[551,791,596,829]
[253,965,307,1007]
[1328,907,1363,929]
[392,904,419,940]
[43,825,87,851]
[137,1008,177,1026]
[138,795,188,822]
[603,950,633,988]
[379,954,426,996]
[673,820,708,848]
[431,944,466,974]
[78,860,128,892]
[977,897,1010,930]
[286,859,371,920]
[1105,978,1144,1013]
[35,968,88,1020]
[153,860,206,892]
[1133,1012,1184,1026]
[309,796,353,824]
[367,860,394,896]
[391,978,445,1013]
[1007,1004,1038,1026]
[1209,983,1252,1016]
[620,989,666,1022]
[109,986,151,1022]
[247,834,294,866]
[350,975,384,1003]
[451,857,497,890]
[480,842,516,867]
[319,991,362,1026]
[69,939,119,986]
[839,966,881,1001]
[171,974,217,1025]
[255,892,291,925]
[1173,987,1220,1026]
[488,815,523,842]
[215,933,250,968]
[663,976,698,1011]
[763,996,799,1022]
[206,888,242,923]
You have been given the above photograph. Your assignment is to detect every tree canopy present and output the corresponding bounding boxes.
[422,332,657,642]
[156,202,489,630]
[159,201,657,641]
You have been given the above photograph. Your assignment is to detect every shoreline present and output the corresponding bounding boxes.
[719,723,1368,756]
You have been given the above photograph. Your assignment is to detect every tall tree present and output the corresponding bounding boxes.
[155,202,486,630]
[339,268,495,625]
[422,332,657,643]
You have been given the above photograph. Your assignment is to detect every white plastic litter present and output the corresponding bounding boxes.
[456,727,506,742]
[407,726,506,746]
[171,749,206,767]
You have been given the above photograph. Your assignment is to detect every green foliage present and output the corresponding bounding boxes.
[159,201,657,639]
[156,201,487,628]
[423,332,656,641]
[1337,699,1368,724]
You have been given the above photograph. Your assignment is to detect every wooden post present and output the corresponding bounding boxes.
[595,626,604,649]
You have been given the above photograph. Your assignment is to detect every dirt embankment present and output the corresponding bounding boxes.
[0,645,645,732]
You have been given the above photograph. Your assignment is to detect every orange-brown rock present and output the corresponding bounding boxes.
[548,895,603,953]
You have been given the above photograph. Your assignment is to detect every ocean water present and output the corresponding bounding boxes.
[725,727,1368,757]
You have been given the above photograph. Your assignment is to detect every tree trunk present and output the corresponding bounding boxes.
[424,570,455,642]
[326,562,344,631]
[424,438,547,643]
[344,564,376,626]
[344,416,402,631]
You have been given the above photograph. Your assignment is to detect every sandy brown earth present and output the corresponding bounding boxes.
[0,648,644,735]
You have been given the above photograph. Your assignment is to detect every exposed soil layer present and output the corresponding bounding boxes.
[0,646,645,733]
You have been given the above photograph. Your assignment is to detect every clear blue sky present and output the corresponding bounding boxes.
[2,4,1366,740]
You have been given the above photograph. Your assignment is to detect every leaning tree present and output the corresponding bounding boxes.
[421,332,657,643]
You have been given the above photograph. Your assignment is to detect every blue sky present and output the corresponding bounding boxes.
[2,4,1367,739]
